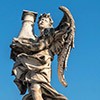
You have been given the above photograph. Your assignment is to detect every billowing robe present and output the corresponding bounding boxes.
[11,37,67,100]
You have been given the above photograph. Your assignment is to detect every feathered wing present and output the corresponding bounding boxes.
[50,6,75,87]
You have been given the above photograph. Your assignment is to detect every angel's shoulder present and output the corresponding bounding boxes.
[44,28,55,36]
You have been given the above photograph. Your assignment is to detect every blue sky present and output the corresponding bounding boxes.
[0,0,100,100]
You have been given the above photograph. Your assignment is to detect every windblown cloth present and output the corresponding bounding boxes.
[11,39,67,100]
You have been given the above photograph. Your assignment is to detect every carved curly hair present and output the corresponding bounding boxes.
[38,13,53,27]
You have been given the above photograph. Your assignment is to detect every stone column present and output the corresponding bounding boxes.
[18,10,37,40]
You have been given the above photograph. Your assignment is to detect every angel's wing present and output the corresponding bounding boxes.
[50,6,75,87]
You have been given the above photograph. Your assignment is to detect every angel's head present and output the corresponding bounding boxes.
[38,13,53,30]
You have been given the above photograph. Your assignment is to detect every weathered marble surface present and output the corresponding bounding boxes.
[10,6,75,100]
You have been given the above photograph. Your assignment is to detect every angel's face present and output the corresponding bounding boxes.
[38,17,51,29]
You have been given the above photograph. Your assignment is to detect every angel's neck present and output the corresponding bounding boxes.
[39,28,45,35]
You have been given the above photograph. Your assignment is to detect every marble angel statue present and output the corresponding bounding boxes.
[10,6,75,100]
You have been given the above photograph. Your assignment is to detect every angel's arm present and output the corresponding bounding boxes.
[22,37,53,52]
[10,34,54,54]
